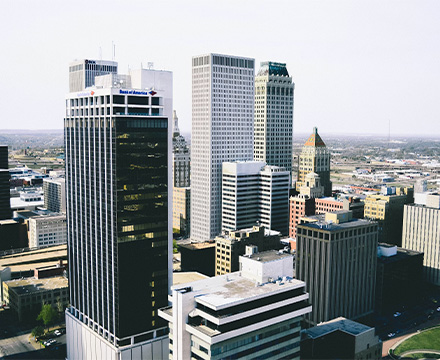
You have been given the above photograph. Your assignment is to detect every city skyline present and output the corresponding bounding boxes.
[1,0,440,136]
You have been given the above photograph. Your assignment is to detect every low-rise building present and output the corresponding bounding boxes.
[301,317,382,360]
[28,213,67,248]
[214,225,282,276]
[179,241,216,277]
[172,186,190,237]
[159,251,312,360]
[2,276,68,321]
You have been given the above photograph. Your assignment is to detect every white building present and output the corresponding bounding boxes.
[191,54,255,242]
[10,191,44,212]
[28,213,67,248]
[159,250,311,360]
[222,161,290,235]
[43,177,66,213]
[254,62,295,174]
[402,194,440,285]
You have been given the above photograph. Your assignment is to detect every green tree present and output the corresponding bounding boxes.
[31,325,44,339]
[173,239,178,254]
[37,304,58,331]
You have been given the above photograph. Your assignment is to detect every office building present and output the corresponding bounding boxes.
[0,219,28,251]
[402,194,440,285]
[296,211,377,325]
[172,186,190,237]
[43,177,66,213]
[191,54,255,242]
[65,65,172,359]
[254,62,295,174]
[296,127,332,196]
[0,145,11,220]
[301,317,382,360]
[215,225,282,275]
[222,161,290,235]
[28,213,67,248]
[364,186,413,246]
[179,241,216,277]
[172,110,190,188]
[289,173,323,239]
[375,244,423,314]
[159,250,312,360]
[3,276,69,322]
[69,59,118,92]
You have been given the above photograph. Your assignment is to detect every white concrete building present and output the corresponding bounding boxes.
[254,62,295,174]
[28,213,67,248]
[402,194,440,286]
[191,54,255,242]
[159,250,311,360]
[222,161,290,235]
[69,59,118,92]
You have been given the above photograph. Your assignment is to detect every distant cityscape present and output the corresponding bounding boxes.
[0,54,440,360]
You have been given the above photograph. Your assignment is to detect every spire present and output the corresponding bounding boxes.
[304,127,326,147]
[173,110,180,137]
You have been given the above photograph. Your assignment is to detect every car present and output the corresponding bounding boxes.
[54,330,61,336]
[388,332,395,338]
[393,312,401,317]
[44,339,56,347]
[437,307,440,312]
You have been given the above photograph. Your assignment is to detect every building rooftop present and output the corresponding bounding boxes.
[243,250,291,263]
[257,62,289,77]
[299,215,375,232]
[171,271,305,311]
[4,276,68,296]
[173,272,208,286]
[304,127,326,148]
[179,241,216,250]
[304,317,373,339]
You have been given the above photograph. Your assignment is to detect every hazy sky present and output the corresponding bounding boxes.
[1,0,439,136]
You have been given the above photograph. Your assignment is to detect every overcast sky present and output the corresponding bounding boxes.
[1,0,439,136]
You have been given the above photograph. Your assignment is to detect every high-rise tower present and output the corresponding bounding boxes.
[0,145,11,220]
[69,59,118,92]
[191,54,255,241]
[65,64,172,359]
[254,62,295,174]
[172,110,190,188]
[297,127,332,196]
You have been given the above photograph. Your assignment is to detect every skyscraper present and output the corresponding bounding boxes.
[254,62,295,174]
[0,145,11,221]
[191,54,255,241]
[296,211,377,326]
[296,127,332,196]
[172,110,190,188]
[69,59,118,92]
[65,65,172,359]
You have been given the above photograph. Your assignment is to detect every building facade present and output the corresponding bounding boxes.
[296,127,332,197]
[28,213,67,248]
[254,62,294,174]
[43,177,66,213]
[159,251,312,360]
[0,145,11,221]
[65,66,172,359]
[191,54,255,242]
[222,161,290,235]
[296,211,378,326]
[215,225,282,276]
[172,186,190,237]
[69,59,118,92]
[172,110,190,188]
[402,197,440,285]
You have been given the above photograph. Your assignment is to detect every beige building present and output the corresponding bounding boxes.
[172,187,190,237]
[364,186,413,246]
[215,225,281,276]
[2,276,68,321]
[28,213,67,248]
[402,194,440,286]
[296,127,332,196]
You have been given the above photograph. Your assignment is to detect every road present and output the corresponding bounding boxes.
[0,332,34,358]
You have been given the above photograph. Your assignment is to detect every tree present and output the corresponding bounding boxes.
[37,304,58,331]
[31,325,44,339]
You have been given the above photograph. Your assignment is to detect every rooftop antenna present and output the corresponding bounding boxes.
[148,62,154,70]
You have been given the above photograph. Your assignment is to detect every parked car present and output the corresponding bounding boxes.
[387,332,395,338]
[54,330,61,336]
[393,312,401,317]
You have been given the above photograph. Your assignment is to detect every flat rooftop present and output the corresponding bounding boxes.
[5,276,68,296]
[304,317,373,339]
[171,271,305,311]
[173,272,208,286]
[179,242,215,250]
[243,250,291,263]
[299,216,374,231]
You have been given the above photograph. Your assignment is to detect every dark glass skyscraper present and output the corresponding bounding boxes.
[65,68,172,359]
[0,145,11,221]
